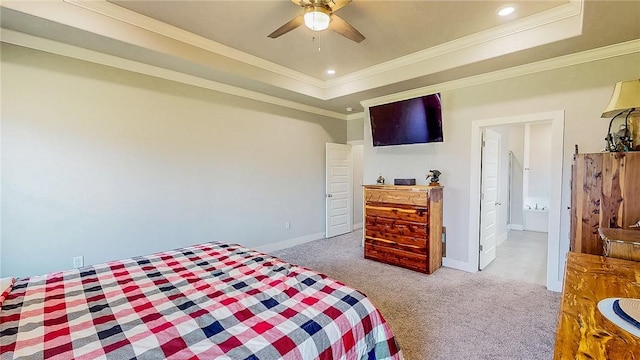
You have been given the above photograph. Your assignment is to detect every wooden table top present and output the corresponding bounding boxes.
[554,252,640,359]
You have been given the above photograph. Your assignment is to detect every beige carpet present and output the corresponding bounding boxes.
[272,229,561,360]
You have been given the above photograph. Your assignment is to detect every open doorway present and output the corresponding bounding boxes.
[480,122,552,286]
[468,111,564,292]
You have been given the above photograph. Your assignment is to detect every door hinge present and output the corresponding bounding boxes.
[481,193,484,200]
[479,244,484,252]
[482,140,486,147]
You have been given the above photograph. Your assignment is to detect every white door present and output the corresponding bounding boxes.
[479,128,501,269]
[326,143,352,238]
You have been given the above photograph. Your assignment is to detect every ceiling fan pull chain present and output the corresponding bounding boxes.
[311,33,321,53]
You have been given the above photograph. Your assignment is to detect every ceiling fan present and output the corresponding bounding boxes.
[268,0,365,43]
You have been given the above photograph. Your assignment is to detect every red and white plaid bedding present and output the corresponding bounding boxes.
[0,242,402,359]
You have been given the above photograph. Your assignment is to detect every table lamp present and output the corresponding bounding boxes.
[602,79,640,152]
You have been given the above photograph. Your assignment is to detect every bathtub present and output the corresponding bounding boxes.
[523,207,549,232]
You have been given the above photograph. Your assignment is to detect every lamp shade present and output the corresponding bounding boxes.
[304,7,331,31]
[601,79,640,118]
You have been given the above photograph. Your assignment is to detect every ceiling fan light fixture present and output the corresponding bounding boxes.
[304,7,331,31]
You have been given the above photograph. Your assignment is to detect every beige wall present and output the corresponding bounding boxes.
[349,143,364,228]
[364,53,640,274]
[524,122,552,209]
[1,44,346,277]
[347,117,365,141]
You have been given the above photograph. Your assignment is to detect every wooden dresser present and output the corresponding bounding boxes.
[554,252,640,359]
[363,185,443,274]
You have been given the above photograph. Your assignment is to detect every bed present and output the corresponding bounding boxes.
[0,242,402,359]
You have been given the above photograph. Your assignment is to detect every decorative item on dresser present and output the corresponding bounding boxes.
[393,178,416,186]
[426,169,441,186]
[363,185,443,274]
[570,152,640,255]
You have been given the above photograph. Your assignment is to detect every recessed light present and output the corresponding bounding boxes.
[498,6,515,17]
[326,69,336,75]
[346,107,353,112]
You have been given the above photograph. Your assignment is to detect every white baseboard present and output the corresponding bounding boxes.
[547,280,562,293]
[497,232,508,246]
[353,222,363,230]
[443,258,477,273]
[255,232,325,253]
[508,224,524,231]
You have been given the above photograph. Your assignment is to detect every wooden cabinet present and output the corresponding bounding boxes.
[570,152,640,255]
[363,185,443,274]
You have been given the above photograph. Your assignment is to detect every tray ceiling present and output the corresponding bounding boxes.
[1,0,639,116]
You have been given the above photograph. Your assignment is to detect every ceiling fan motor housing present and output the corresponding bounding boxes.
[304,6,331,31]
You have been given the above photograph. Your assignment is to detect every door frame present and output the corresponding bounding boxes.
[347,140,365,232]
[468,110,564,292]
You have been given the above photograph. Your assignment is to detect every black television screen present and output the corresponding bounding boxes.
[369,93,443,146]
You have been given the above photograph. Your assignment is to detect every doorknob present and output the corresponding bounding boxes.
[495,201,502,205]
[327,194,333,197]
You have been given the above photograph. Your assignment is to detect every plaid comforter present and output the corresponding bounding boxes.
[0,242,402,359]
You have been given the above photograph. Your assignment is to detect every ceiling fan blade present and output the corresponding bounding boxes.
[268,15,304,38]
[328,0,351,12]
[291,0,313,6]
[329,14,365,43]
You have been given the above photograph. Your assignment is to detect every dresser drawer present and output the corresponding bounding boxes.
[365,188,428,206]
[365,216,427,247]
[364,242,427,273]
[365,204,427,223]
[365,237,427,254]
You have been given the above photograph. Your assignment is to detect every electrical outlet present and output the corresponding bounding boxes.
[73,256,84,268]
[285,222,290,230]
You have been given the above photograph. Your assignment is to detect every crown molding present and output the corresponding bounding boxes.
[4,26,636,123]
[4,29,636,122]
[361,39,640,108]
[326,0,583,89]
[324,0,585,99]
[0,28,348,121]
[1,0,327,99]
[63,0,326,89]
[346,112,365,121]
[33,0,586,101]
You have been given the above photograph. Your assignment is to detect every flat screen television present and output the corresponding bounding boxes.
[369,93,443,147]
